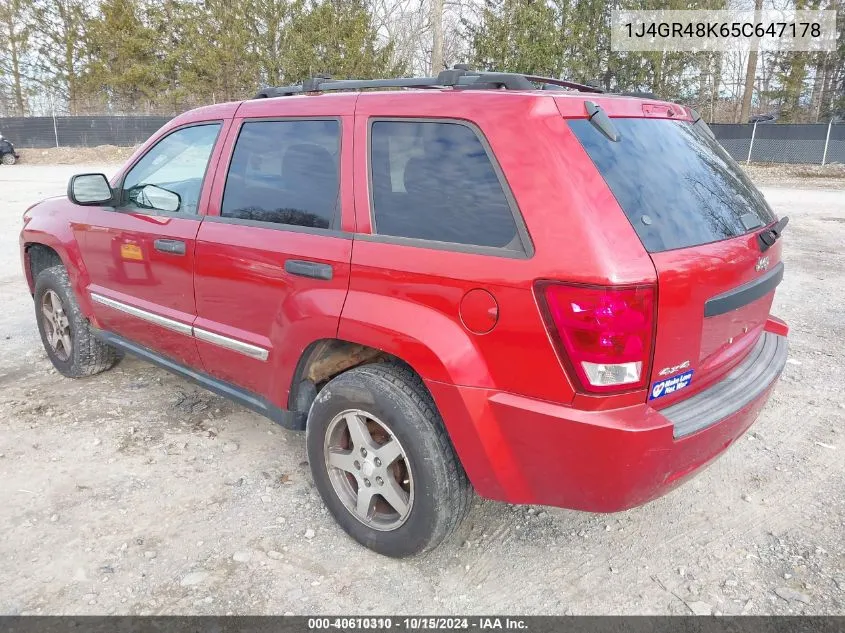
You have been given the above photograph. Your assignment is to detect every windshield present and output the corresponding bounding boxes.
[569,117,776,253]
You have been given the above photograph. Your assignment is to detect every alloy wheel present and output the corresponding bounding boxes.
[41,289,72,361]
[323,409,414,531]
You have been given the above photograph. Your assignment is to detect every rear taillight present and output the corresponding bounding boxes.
[537,282,656,393]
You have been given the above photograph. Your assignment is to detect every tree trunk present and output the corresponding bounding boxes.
[809,53,827,122]
[759,51,774,114]
[60,1,78,114]
[739,52,758,121]
[782,52,809,122]
[739,0,764,123]
[710,53,722,123]
[430,0,443,73]
[7,25,25,115]
[818,54,837,120]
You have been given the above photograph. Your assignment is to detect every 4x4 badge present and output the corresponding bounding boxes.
[756,255,770,272]
[658,360,690,376]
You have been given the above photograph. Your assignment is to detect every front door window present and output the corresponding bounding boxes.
[121,124,221,214]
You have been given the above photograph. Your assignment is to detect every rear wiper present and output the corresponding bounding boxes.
[757,216,789,252]
[689,108,715,138]
[584,101,620,142]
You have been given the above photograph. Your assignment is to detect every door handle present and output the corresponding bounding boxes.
[284,259,333,280]
[154,239,186,255]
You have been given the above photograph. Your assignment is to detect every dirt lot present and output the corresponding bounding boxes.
[17,146,139,165]
[743,163,845,190]
[0,164,843,616]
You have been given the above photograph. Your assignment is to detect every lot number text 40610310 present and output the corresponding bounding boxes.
[306,617,529,630]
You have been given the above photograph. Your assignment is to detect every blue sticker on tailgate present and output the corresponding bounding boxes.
[650,370,694,400]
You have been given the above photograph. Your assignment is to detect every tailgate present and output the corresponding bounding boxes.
[648,236,782,407]
[567,112,783,405]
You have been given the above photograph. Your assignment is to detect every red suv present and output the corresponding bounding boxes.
[20,70,789,557]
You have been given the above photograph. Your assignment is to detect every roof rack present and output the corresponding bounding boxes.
[253,68,605,99]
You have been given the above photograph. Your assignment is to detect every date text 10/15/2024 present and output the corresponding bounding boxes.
[307,617,529,630]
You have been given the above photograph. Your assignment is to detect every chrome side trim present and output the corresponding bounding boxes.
[192,326,269,362]
[89,293,269,361]
[90,293,193,336]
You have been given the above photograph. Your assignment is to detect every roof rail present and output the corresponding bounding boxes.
[253,68,605,99]
[524,75,604,94]
[618,91,659,99]
[255,76,440,98]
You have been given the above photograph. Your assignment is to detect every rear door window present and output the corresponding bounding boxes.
[222,120,340,229]
[568,117,776,252]
[369,120,523,251]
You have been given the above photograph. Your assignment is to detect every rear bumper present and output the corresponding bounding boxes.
[428,329,788,513]
[663,331,787,438]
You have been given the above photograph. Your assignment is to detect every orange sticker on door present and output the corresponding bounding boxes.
[120,243,144,261]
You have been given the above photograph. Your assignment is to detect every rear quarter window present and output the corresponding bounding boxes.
[369,120,524,252]
[568,117,776,253]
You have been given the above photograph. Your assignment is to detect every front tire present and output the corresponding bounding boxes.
[306,363,472,557]
[1,153,16,165]
[34,265,121,378]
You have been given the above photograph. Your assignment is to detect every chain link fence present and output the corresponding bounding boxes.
[1,115,843,165]
[711,122,843,165]
[0,116,170,149]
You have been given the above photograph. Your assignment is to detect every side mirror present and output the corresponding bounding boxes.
[68,173,113,206]
[135,184,181,213]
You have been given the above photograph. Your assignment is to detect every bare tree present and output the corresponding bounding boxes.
[368,0,430,73]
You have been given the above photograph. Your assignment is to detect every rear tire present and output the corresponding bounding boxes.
[34,265,121,378]
[1,153,15,165]
[306,362,472,557]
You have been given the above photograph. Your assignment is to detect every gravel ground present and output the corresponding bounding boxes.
[17,146,138,165]
[0,164,843,616]
[743,163,845,190]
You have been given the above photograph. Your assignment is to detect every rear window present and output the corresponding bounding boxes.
[569,117,776,253]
